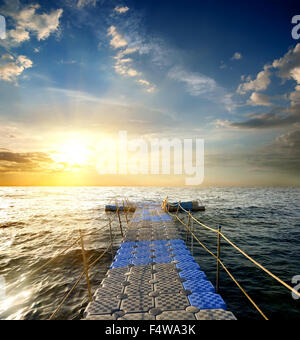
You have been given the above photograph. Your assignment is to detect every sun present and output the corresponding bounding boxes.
[53,139,91,166]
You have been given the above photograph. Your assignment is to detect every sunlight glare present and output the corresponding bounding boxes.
[53,139,92,166]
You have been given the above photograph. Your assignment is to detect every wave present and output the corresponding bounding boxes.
[0,222,26,229]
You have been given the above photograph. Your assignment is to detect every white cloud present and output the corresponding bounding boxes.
[271,44,300,107]
[238,44,300,109]
[0,1,63,46]
[273,44,300,84]
[0,54,32,83]
[116,47,138,59]
[77,0,97,7]
[247,92,272,107]
[126,68,141,77]
[168,66,217,96]
[146,86,156,93]
[107,25,128,49]
[1,54,14,61]
[114,6,130,14]
[138,79,150,87]
[107,26,155,93]
[113,62,141,77]
[231,52,242,60]
[16,7,63,41]
[168,66,236,110]
[7,26,30,43]
[137,79,156,93]
[237,65,271,94]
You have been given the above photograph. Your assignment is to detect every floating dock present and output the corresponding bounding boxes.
[84,202,236,320]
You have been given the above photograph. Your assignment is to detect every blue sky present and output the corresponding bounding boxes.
[0,0,299,186]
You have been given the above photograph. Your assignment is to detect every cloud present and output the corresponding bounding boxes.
[107,25,128,49]
[168,66,217,96]
[206,142,300,177]
[228,104,300,129]
[7,26,30,43]
[137,79,156,93]
[77,0,97,7]
[231,52,242,60]
[237,65,271,94]
[114,6,130,14]
[247,92,272,107]
[237,44,300,107]
[107,26,156,92]
[116,47,138,59]
[220,61,227,69]
[275,128,300,152]
[206,126,300,177]
[271,44,300,107]
[0,151,54,174]
[137,79,150,87]
[113,63,141,77]
[17,7,63,41]
[290,85,300,105]
[0,54,32,83]
[0,1,63,46]
[168,66,236,110]
[273,44,300,84]
[226,44,300,129]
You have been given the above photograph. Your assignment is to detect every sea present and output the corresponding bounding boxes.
[0,187,299,320]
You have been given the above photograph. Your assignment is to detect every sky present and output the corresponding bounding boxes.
[0,0,299,186]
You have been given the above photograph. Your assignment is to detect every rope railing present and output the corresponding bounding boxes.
[169,209,268,320]
[5,199,129,320]
[177,202,300,299]
[48,231,118,320]
[165,199,300,320]
[16,221,114,285]
[47,206,125,320]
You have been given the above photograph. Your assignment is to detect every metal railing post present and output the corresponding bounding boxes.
[176,201,180,216]
[123,200,129,226]
[117,207,124,237]
[186,212,191,243]
[191,217,194,255]
[109,218,113,260]
[216,225,222,294]
[79,229,93,302]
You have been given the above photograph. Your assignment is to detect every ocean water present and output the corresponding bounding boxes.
[0,187,299,320]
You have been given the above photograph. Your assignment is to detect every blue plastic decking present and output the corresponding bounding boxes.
[84,203,236,320]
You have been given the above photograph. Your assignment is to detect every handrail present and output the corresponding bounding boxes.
[166,198,300,319]
[4,199,129,320]
[170,210,268,320]
[20,221,112,282]
[48,232,118,320]
[176,201,300,299]
[47,208,122,320]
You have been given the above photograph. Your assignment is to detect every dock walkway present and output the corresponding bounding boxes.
[84,203,236,320]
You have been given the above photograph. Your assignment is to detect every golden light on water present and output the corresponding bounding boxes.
[0,290,32,317]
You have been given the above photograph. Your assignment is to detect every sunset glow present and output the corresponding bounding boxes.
[0,0,299,186]
[52,139,92,167]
